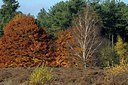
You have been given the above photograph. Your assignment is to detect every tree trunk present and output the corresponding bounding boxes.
[83,45,87,68]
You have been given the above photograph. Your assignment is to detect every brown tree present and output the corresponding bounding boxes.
[0,14,55,67]
[54,30,73,67]
[54,29,83,68]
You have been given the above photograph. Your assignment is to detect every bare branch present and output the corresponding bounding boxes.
[68,6,102,68]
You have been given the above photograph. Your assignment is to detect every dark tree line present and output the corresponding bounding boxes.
[37,0,128,42]
[1,0,128,41]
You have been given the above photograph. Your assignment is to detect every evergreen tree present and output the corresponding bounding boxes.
[37,8,50,28]
[37,0,86,35]
[91,0,128,42]
[49,1,71,31]
[68,0,86,17]
[0,0,20,37]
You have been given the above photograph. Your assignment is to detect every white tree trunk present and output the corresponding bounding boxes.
[68,6,102,68]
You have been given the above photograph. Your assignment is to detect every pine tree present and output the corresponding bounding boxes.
[37,8,49,28]
[91,0,128,42]
[37,0,86,35]
[0,0,20,36]
[68,0,86,17]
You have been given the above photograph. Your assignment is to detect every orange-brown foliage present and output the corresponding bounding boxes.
[0,14,84,68]
[0,14,55,67]
[54,29,83,68]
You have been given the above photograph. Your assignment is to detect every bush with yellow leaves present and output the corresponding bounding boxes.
[115,35,128,64]
[104,64,128,85]
[103,36,128,85]
[107,64,128,75]
[29,65,52,85]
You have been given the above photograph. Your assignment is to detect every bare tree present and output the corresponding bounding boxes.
[68,6,102,68]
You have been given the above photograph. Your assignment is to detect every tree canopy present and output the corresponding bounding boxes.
[0,0,20,37]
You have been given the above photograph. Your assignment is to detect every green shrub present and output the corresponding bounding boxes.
[99,44,118,67]
[97,39,119,67]
[29,66,52,85]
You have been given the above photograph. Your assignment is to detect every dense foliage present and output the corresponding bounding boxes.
[0,14,55,67]
[0,0,20,37]
[0,0,128,68]
[91,0,128,42]
[37,0,86,35]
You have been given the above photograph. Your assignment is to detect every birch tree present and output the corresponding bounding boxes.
[69,6,102,68]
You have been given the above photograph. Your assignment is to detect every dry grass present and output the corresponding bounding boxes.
[0,67,128,85]
[104,64,128,85]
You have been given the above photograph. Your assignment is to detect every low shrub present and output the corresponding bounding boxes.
[29,65,52,85]
[104,64,128,85]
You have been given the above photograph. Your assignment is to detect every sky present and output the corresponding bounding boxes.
[0,0,128,17]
